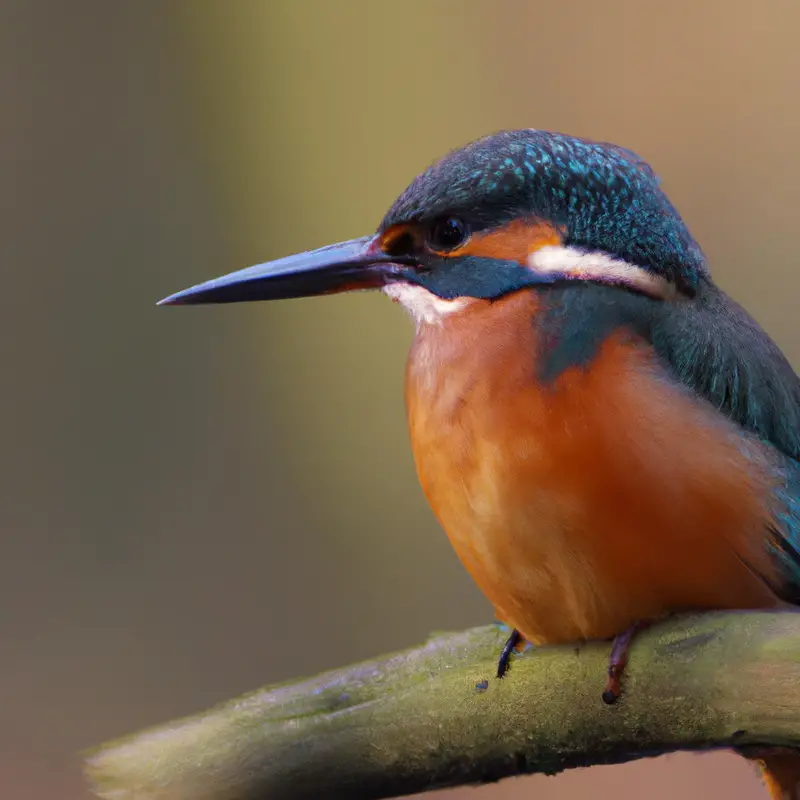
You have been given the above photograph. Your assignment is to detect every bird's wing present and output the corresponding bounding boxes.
[538,280,800,601]
[651,281,800,463]
[651,281,800,601]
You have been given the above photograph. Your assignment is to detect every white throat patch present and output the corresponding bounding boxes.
[529,245,675,300]
[383,283,470,327]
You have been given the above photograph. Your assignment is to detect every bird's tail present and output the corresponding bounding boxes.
[753,751,800,799]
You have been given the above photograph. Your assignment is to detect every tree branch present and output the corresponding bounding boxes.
[84,611,800,800]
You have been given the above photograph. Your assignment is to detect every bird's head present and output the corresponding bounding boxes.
[159,130,707,319]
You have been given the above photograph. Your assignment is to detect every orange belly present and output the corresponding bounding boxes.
[406,290,783,645]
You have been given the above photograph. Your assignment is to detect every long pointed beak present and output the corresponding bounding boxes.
[157,235,411,306]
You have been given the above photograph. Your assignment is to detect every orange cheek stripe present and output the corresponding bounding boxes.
[379,218,563,264]
[454,219,563,263]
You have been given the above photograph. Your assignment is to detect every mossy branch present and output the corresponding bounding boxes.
[85,611,800,800]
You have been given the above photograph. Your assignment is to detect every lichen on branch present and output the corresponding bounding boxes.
[85,611,800,800]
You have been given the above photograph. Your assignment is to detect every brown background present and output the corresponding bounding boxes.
[4,2,800,798]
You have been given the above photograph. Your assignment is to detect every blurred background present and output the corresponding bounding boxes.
[3,1,800,798]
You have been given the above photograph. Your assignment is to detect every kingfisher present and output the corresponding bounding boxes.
[159,130,800,798]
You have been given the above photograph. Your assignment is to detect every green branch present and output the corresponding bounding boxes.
[85,611,800,800]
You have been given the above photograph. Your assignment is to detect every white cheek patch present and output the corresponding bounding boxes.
[529,245,676,300]
[383,283,471,326]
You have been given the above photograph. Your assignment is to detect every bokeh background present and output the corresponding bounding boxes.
[4,1,800,798]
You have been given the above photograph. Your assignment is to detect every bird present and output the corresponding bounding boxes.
[159,129,800,798]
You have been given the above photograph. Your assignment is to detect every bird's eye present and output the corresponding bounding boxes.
[426,217,470,252]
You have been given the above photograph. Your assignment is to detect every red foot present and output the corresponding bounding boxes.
[602,620,653,704]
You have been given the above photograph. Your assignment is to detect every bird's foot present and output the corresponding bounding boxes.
[496,628,524,678]
[602,620,653,704]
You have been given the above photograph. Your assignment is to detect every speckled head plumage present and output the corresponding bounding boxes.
[158,129,708,307]
[381,130,707,295]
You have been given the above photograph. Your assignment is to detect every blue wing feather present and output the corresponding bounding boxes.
[538,279,800,601]
[651,281,800,599]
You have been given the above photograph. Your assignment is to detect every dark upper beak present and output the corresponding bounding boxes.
[157,235,411,306]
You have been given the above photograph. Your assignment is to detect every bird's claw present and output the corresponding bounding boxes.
[496,628,523,678]
[602,620,653,703]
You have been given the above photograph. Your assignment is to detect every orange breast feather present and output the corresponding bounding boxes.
[405,291,784,644]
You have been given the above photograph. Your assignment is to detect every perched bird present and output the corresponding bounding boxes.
[160,130,800,798]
